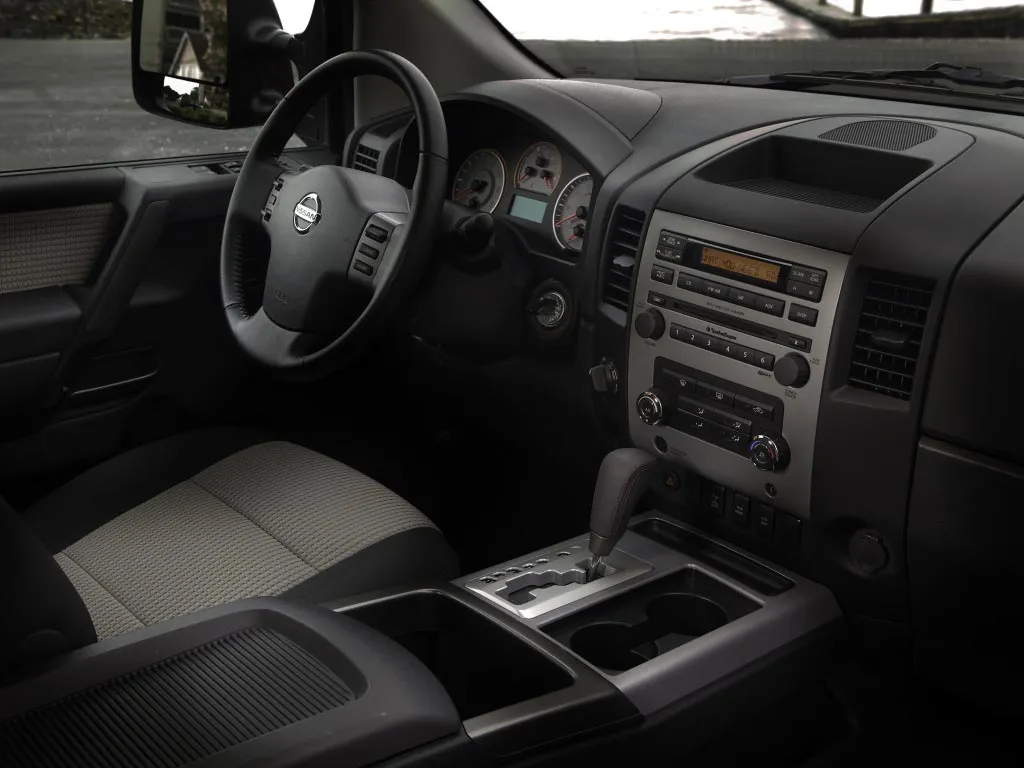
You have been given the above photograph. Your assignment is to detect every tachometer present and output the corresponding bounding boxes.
[451,149,505,213]
[552,174,593,252]
[515,142,562,196]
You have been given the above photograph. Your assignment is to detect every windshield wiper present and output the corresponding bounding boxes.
[725,62,1024,100]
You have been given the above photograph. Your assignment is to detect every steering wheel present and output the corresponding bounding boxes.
[220,50,447,375]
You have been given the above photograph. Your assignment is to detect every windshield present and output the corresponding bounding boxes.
[480,0,1024,83]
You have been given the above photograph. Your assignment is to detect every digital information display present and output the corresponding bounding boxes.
[700,246,781,285]
[509,194,548,224]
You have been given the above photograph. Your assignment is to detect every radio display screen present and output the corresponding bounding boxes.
[700,246,781,285]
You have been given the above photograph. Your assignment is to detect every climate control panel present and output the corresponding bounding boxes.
[627,211,851,519]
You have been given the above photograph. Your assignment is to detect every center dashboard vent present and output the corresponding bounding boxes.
[353,143,381,174]
[847,274,933,401]
[602,205,646,312]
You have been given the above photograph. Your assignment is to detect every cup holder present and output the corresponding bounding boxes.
[569,593,729,672]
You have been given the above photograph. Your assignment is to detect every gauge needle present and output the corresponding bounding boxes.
[454,187,475,200]
[554,213,578,226]
[544,176,553,190]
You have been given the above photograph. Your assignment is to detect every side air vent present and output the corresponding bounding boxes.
[602,206,646,312]
[848,275,934,400]
[820,120,938,152]
[353,144,381,174]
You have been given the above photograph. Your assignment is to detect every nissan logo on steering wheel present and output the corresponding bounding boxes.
[293,193,322,234]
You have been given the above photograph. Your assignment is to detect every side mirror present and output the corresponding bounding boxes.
[131,0,305,129]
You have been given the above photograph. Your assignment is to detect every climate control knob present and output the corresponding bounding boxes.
[774,353,811,389]
[634,308,666,340]
[636,390,666,426]
[748,434,791,472]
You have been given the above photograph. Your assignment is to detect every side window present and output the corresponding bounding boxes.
[0,0,312,174]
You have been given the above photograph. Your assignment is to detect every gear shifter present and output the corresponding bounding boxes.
[586,448,659,581]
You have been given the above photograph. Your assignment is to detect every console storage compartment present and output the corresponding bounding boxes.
[0,599,461,768]
[339,589,573,718]
[544,567,759,673]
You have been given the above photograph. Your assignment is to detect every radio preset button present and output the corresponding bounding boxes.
[696,382,734,407]
[659,231,687,249]
[788,304,818,326]
[671,324,700,345]
[655,245,683,264]
[703,281,728,300]
[734,395,774,420]
[789,265,826,287]
[727,287,758,308]
[785,279,822,302]
[755,295,785,317]
[754,351,775,371]
[652,265,675,285]
[697,333,722,354]
[678,273,705,293]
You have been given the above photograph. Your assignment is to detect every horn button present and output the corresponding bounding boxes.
[262,166,410,332]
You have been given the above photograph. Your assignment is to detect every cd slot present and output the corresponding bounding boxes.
[665,298,812,354]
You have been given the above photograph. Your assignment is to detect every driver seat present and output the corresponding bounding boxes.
[2,429,458,675]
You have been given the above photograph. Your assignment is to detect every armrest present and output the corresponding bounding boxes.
[0,598,461,768]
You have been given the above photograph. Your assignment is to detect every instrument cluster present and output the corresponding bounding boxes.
[450,140,593,254]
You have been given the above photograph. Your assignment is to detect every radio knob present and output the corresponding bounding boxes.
[634,308,666,340]
[636,390,666,426]
[748,434,791,472]
[774,353,811,389]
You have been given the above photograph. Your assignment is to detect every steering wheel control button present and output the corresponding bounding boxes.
[755,504,776,538]
[788,304,819,326]
[785,279,823,302]
[634,308,666,340]
[353,260,373,276]
[730,493,751,528]
[788,265,826,287]
[659,230,686,249]
[637,390,666,426]
[774,353,811,388]
[358,243,380,260]
[651,265,675,285]
[365,224,388,243]
[754,295,785,317]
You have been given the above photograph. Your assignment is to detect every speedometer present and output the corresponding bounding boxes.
[451,149,505,213]
[552,174,593,252]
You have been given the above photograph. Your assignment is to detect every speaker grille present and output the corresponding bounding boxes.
[819,120,937,152]
[0,627,355,768]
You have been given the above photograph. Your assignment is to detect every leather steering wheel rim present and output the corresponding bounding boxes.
[220,50,447,376]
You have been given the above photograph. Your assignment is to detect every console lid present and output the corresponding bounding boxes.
[0,598,461,768]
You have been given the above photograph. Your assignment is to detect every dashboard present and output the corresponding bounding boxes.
[348,77,1024,714]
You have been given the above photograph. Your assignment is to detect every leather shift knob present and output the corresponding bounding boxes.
[588,448,659,558]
